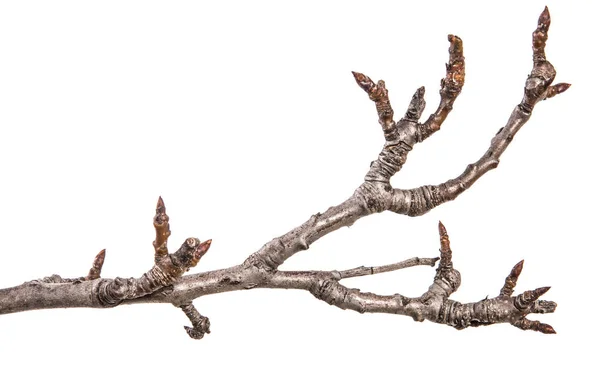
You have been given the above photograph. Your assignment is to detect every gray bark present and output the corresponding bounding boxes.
[0,7,567,338]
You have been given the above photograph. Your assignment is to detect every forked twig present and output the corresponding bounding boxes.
[0,7,567,338]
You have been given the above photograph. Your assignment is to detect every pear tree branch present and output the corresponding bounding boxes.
[0,7,567,339]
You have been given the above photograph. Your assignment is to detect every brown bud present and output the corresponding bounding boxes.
[513,317,555,334]
[156,196,166,215]
[545,83,571,99]
[352,71,376,94]
[538,6,551,32]
[190,239,212,268]
[500,260,524,297]
[515,286,551,309]
[153,196,171,261]
[86,249,106,280]
[538,323,556,334]
[437,221,452,268]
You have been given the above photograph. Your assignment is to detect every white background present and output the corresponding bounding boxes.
[0,0,597,373]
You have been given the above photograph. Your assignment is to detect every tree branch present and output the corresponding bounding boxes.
[269,222,556,333]
[0,7,568,339]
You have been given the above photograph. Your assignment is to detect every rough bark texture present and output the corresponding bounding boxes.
[0,7,568,339]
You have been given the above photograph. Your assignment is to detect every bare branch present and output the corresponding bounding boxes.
[0,8,567,339]
[269,223,556,334]
[390,7,570,217]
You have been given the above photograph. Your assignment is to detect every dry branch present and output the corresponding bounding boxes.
[0,7,568,339]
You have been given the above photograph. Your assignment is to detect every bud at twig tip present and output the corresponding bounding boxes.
[537,286,551,295]
[199,239,212,252]
[86,249,106,280]
[156,196,166,214]
[438,221,448,237]
[538,7,550,29]
[513,259,524,275]
[542,324,556,334]
[557,83,571,93]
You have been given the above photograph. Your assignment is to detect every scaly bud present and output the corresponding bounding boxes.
[515,286,551,310]
[500,260,524,297]
[86,249,106,280]
[153,196,171,262]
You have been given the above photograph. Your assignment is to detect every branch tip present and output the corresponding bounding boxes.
[513,318,556,334]
[438,221,448,237]
[447,34,463,57]
[351,71,373,93]
[516,286,551,309]
[437,221,451,267]
[172,238,212,270]
[196,239,212,258]
[500,259,524,297]
[541,324,556,334]
[533,7,551,63]
[545,83,571,99]
[153,196,171,262]
[86,249,106,280]
[156,196,165,214]
[538,6,551,31]
[443,35,465,96]
[511,259,525,278]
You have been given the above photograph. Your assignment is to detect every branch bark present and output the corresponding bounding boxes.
[0,7,568,339]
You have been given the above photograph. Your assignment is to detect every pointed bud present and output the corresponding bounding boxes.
[153,196,171,261]
[555,83,571,93]
[513,318,555,334]
[500,260,524,296]
[515,286,551,309]
[512,260,524,277]
[538,6,551,32]
[438,221,452,261]
[154,196,169,226]
[190,240,209,265]
[539,323,556,334]
[352,71,375,93]
[545,83,571,99]
[531,286,551,300]
[196,239,212,257]
[533,7,551,63]
[190,239,212,265]
[86,249,106,280]
[438,221,448,238]
[156,196,166,215]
